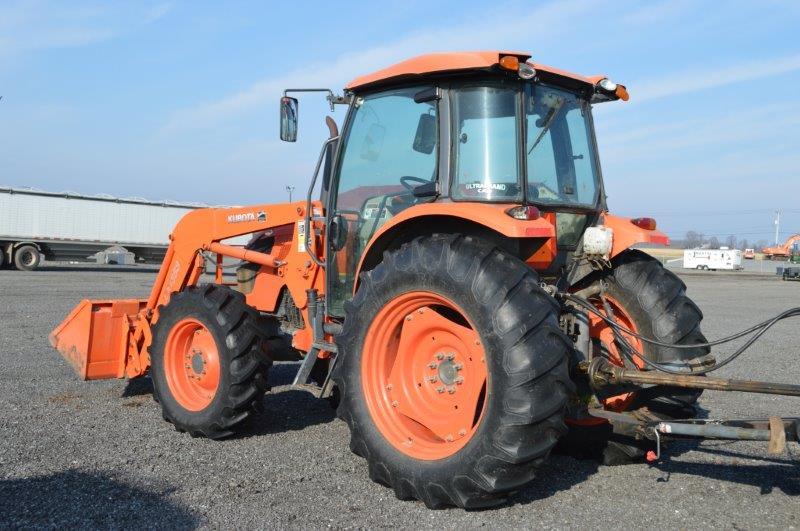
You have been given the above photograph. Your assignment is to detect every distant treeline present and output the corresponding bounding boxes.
[676,231,767,250]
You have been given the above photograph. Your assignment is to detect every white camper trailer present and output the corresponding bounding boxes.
[683,248,743,271]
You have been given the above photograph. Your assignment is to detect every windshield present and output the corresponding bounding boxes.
[450,82,600,208]
[526,84,599,206]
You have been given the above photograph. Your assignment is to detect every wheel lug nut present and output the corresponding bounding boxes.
[428,362,437,369]
[436,386,445,393]
[445,434,454,442]
[386,384,393,391]
[436,353,444,360]
[454,363,463,371]
[446,353,455,361]
[458,429,467,437]
[447,387,456,394]
[427,376,438,383]
[391,400,399,408]
[405,315,413,321]
[455,377,464,385]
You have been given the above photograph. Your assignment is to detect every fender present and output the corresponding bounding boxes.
[603,213,669,259]
[356,202,555,279]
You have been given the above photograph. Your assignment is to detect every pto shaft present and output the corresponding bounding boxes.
[588,358,800,397]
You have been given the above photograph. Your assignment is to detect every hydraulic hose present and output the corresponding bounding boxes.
[560,291,800,376]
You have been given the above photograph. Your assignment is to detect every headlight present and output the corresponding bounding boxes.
[598,78,617,92]
[518,63,536,80]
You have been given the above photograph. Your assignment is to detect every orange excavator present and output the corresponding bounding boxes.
[762,234,800,260]
[50,51,800,509]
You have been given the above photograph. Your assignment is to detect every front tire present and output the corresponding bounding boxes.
[334,235,573,509]
[150,285,273,439]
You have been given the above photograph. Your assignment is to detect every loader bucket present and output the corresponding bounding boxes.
[49,299,147,380]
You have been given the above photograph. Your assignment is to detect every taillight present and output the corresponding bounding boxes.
[506,205,541,221]
[631,217,657,230]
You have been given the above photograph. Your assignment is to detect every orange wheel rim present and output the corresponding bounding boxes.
[164,318,221,411]
[588,294,644,412]
[362,291,488,460]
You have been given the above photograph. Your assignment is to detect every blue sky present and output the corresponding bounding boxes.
[1,0,799,245]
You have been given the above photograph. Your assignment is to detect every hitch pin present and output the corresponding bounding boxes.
[646,428,661,462]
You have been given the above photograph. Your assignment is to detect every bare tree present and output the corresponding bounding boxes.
[708,236,720,249]
[685,230,704,248]
[740,238,749,250]
[725,235,737,249]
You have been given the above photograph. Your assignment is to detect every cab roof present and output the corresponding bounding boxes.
[346,50,605,91]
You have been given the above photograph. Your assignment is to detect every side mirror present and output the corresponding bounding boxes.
[413,113,436,154]
[280,96,299,142]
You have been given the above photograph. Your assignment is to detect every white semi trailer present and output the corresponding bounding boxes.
[0,186,205,271]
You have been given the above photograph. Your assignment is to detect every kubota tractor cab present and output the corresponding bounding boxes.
[51,51,716,509]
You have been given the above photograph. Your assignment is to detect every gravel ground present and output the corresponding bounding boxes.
[1,264,799,529]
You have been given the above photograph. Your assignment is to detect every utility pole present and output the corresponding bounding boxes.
[774,210,781,245]
[286,185,295,203]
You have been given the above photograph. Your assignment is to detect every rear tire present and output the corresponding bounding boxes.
[334,235,573,509]
[14,244,40,271]
[150,285,274,439]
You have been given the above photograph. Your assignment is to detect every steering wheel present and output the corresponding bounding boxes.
[400,175,429,192]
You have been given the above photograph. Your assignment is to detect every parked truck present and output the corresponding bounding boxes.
[683,248,743,271]
[0,186,204,270]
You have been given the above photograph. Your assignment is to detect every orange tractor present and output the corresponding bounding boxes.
[51,51,800,509]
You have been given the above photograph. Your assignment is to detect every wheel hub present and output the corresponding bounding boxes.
[190,350,206,377]
[21,251,34,266]
[430,355,462,390]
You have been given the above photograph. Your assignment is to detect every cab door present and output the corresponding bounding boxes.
[326,87,439,316]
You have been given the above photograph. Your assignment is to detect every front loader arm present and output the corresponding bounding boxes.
[51,200,325,380]
[146,201,315,314]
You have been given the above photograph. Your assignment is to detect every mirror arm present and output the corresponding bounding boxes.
[283,88,352,112]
